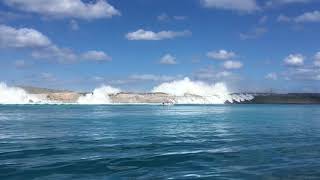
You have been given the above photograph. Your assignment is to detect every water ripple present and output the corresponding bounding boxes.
[1,104,320,179]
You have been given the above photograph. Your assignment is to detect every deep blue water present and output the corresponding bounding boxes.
[1,105,320,179]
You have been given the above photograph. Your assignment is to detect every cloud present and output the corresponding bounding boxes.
[129,74,177,82]
[280,52,320,82]
[0,11,30,22]
[240,27,268,40]
[40,72,57,82]
[259,16,268,24]
[284,54,305,66]
[3,0,120,20]
[216,71,232,78]
[92,76,104,82]
[0,24,76,62]
[266,0,312,6]
[173,16,187,20]
[0,24,51,48]
[31,45,78,62]
[32,47,111,63]
[159,54,178,65]
[265,73,278,80]
[14,60,27,68]
[207,49,236,60]
[277,14,292,22]
[82,50,111,62]
[69,20,79,31]
[223,60,243,69]
[275,0,311,3]
[283,67,320,81]
[157,13,187,22]
[314,52,320,67]
[200,0,259,12]
[0,24,111,63]
[295,11,320,23]
[194,67,233,80]
[157,13,170,21]
[192,67,242,84]
[126,29,191,40]
[278,11,320,23]
[99,74,182,88]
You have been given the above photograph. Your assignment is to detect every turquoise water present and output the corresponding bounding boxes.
[1,105,320,179]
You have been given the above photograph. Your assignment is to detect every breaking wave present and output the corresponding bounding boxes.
[77,85,121,104]
[152,77,253,104]
[0,79,253,105]
[0,83,47,104]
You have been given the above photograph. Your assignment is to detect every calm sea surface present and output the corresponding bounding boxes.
[1,105,320,179]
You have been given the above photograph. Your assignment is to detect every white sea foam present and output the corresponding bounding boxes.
[0,80,253,105]
[152,77,253,104]
[77,85,121,104]
[0,82,46,104]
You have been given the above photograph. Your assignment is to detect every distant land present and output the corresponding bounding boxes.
[19,86,320,104]
[234,93,320,104]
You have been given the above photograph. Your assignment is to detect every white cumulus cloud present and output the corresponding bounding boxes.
[314,52,320,67]
[157,13,187,22]
[0,24,111,63]
[283,67,320,81]
[0,24,51,48]
[0,24,77,62]
[240,27,268,40]
[82,50,111,62]
[4,0,120,19]
[31,45,77,62]
[284,54,304,66]
[207,49,236,60]
[193,67,235,81]
[277,14,292,22]
[267,0,312,6]
[126,29,191,40]
[201,0,259,12]
[279,0,311,3]
[159,54,178,65]
[295,11,320,23]
[14,59,27,68]
[129,74,177,82]
[265,73,278,80]
[279,11,320,23]
[223,60,243,69]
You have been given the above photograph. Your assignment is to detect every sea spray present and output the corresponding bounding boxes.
[77,85,121,104]
[152,77,253,104]
[0,80,253,105]
[0,82,45,104]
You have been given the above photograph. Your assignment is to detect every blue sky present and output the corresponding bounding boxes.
[0,0,320,92]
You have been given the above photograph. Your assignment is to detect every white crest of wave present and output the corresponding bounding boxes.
[152,77,253,104]
[77,85,121,104]
[0,82,44,104]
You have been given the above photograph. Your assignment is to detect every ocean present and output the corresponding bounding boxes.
[1,104,320,179]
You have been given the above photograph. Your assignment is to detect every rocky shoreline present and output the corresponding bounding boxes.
[21,87,320,104]
[234,93,320,104]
